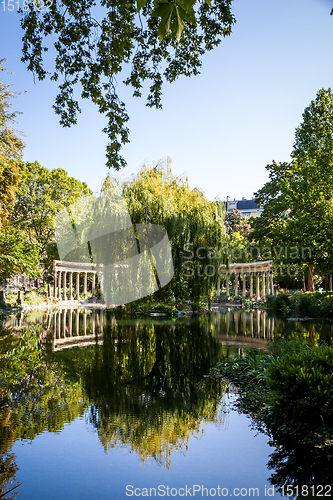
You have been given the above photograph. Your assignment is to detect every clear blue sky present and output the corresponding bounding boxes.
[1,0,333,200]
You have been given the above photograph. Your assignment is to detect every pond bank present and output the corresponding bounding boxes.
[216,338,333,454]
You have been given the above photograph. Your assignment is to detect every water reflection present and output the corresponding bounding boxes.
[1,307,333,497]
[54,312,228,467]
[266,443,333,496]
[2,307,333,349]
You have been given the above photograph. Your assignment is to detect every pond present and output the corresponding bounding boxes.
[1,308,332,499]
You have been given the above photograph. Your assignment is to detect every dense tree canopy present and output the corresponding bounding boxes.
[118,161,226,302]
[252,88,333,290]
[10,161,92,260]
[19,0,235,170]
[0,226,41,281]
[0,59,25,228]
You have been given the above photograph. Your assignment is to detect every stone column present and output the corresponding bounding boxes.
[256,309,260,337]
[234,309,239,335]
[99,272,104,302]
[249,272,253,301]
[271,317,275,340]
[92,272,96,300]
[62,308,66,338]
[76,309,80,336]
[226,273,230,300]
[235,273,239,298]
[54,270,57,297]
[58,272,62,300]
[92,309,95,335]
[69,308,73,337]
[83,309,87,335]
[266,271,270,295]
[47,309,52,329]
[250,310,254,337]
[54,311,57,339]
[63,271,67,301]
[100,309,104,333]
[270,272,274,297]
[84,273,87,300]
[262,272,266,299]
[256,272,260,301]
[69,272,73,300]
[76,273,80,300]
[58,310,61,338]
[242,309,246,336]
[242,272,246,299]
[262,311,266,339]
[267,317,271,342]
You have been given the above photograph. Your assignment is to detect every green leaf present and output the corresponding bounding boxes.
[174,8,185,41]
[177,5,196,26]
[175,0,197,24]
[136,0,147,12]
[152,3,175,41]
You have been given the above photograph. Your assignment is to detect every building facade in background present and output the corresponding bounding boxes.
[226,198,263,217]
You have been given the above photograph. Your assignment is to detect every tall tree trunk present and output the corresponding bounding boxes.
[307,263,315,292]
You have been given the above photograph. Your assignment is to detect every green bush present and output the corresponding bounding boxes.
[217,338,333,447]
[266,342,333,439]
[267,292,294,314]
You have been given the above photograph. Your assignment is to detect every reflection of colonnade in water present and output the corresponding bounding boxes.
[53,260,104,303]
[52,308,105,351]
[217,309,275,340]
[218,261,274,301]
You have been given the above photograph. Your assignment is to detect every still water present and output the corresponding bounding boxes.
[1,308,332,499]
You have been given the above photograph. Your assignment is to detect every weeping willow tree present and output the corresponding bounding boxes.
[104,160,226,303]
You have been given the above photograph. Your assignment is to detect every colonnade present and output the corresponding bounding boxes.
[218,308,275,340]
[53,307,104,338]
[218,260,274,300]
[53,260,103,302]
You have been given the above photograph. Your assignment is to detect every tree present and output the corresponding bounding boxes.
[0,226,41,281]
[252,89,333,291]
[19,0,235,170]
[224,208,251,237]
[0,59,25,228]
[120,160,226,303]
[9,162,92,276]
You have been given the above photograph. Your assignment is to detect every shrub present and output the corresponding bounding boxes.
[266,342,333,439]
[268,292,294,314]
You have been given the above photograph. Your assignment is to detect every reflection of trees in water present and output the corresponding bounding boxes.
[81,313,228,467]
[0,389,20,500]
[0,328,88,498]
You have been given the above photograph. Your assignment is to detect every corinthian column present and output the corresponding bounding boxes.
[249,272,253,300]
[256,272,260,301]
[242,272,246,299]
[76,273,80,300]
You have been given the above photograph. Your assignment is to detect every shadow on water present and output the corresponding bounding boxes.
[266,444,333,497]
[1,307,333,496]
